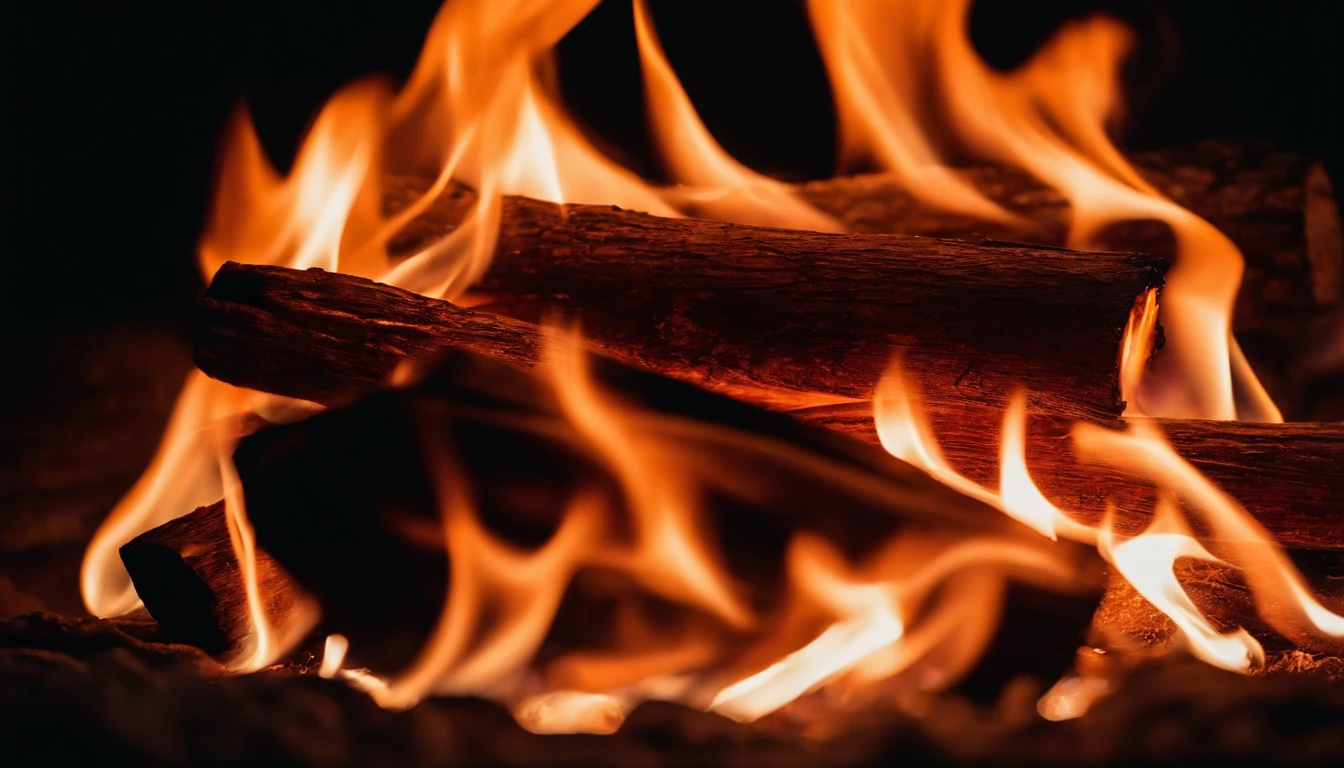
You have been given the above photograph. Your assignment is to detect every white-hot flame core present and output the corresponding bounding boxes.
[1099,500,1264,672]
[710,534,905,722]
[320,635,350,679]
[1075,421,1344,643]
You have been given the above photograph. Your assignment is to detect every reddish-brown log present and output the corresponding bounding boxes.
[791,402,1344,551]
[195,264,1342,551]
[200,245,1160,432]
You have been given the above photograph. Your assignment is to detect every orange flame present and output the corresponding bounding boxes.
[1075,421,1344,644]
[872,363,1340,697]
[873,361,1093,544]
[807,0,1280,422]
[1099,497,1264,672]
[633,0,840,231]
[296,332,1083,732]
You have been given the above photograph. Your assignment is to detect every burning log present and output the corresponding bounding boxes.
[1090,555,1344,661]
[402,186,1164,424]
[139,343,1102,701]
[194,264,1342,551]
[798,139,1344,334]
[792,403,1344,552]
[119,500,313,656]
[199,251,1161,430]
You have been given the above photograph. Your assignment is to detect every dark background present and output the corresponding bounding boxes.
[8,0,1341,332]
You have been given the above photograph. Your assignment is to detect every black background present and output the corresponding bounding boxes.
[8,0,1341,331]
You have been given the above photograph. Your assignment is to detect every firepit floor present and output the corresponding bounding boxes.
[3,612,1342,767]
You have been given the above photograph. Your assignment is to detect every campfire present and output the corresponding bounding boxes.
[6,0,1343,764]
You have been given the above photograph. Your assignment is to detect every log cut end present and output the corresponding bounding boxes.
[120,501,311,656]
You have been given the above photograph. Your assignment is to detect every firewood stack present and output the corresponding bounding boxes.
[89,139,1343,731]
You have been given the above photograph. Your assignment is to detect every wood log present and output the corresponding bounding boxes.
[412,188,1163,423]
[195,265,1344,552]
[796,140,1344,419]
[791,402,1344,551]
[797,139,1344,335]
[1090,551,1344,659]
[385,139,1339,418]
[221,345,1101,698]
[201,248,1162,435]
[119,500,314,656]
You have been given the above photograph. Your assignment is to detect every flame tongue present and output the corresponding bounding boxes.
[807,0,1280,422]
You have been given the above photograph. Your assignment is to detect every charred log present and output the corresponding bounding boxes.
[175,346,1103,693]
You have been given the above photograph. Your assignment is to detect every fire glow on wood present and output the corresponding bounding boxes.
[75,0,1342,739]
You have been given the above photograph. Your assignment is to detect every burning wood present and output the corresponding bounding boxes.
[243,344,1103,709]
[384,181,1165,424]
[798,139,1344,337]
[794,403,1344,551]
[56,0,1344,750]
[118,500,314,656]
[123,344,1102,708]
[192,263,1344,553]
[198,252,1161,426]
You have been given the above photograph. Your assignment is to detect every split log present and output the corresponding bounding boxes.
[119,500,314,656]
[200,251,1161,434]
[792,402,1344,551]
[798,139,1344,334]
[218,345,1101,697]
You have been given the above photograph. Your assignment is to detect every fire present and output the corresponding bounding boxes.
[314,331,1086,730]
[632,0,840,231]
[871,366,1342,713]
[1098,497,1265,672]
[81,0,1332,735]
[807,0,1280,422]
[1075,420,1344,644]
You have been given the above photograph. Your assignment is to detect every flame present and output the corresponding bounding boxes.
[632,0,839,231]
[319,634,350,679]
[807,0,1280,422]
[301,332,1084,732]
[375,450,602,709]
[871,363,1340,682]
[709,534,905,722]
[806,0,1017,224]
[1075,421,1344,643]
[201,82,389,278]
[874,361,1092,544]
[546,328,752,629]
[1099,497,1264,672]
